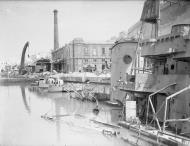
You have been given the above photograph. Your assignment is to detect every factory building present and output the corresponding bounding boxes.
[52,38,113,73]
[51,9,113,73]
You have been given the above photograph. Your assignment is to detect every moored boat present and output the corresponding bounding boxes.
[47,78,64,92]
[38,78,49,88]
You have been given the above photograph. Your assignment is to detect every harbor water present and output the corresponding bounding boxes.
[0,83,166,146]
[0,83,128,146]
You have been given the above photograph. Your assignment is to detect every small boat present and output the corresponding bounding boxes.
[48,78,64,92]
[38,78,49,88]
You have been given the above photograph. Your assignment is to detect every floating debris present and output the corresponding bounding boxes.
[102,129,118,137]
[41,114,55,121]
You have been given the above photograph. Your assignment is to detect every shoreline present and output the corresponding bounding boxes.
[0,77,37,85]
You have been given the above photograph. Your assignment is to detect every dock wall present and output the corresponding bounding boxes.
[52,73,111,84]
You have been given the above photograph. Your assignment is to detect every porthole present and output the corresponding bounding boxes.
[123,55,132,64]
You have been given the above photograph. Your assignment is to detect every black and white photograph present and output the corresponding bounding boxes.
[0,0,190,145]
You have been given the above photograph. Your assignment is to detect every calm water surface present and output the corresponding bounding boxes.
[0,83,130,146]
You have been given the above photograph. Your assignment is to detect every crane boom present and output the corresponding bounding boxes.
[19,41,29,74]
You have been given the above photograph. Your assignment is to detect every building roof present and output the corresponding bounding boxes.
[36,58,50,63]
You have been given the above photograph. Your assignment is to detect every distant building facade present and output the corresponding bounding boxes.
[52,47,66,72]
[35,58,51,73]
[52,38,113,73]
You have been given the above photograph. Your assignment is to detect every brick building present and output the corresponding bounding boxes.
[52,38,113,73]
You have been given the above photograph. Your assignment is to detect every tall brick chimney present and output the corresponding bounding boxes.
[53,9,59,50]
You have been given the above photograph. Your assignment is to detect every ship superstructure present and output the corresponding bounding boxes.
[137,23,190,135]
[111,0,190,137]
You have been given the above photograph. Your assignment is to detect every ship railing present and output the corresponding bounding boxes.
[163,85,190,132]
[146,83,177,131]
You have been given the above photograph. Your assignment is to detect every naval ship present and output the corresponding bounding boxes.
[110,0,190,142]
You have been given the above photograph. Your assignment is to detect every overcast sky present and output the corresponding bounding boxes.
[0,1,144,64]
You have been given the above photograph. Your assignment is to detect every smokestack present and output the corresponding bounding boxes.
[53,9,59,50]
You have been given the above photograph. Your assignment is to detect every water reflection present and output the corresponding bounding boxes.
[49,93,123,143]
[1,84,129,146]
[55,99,61,142]
[20,86,31,114]
[0,83,165,146]
[28,84,122,143]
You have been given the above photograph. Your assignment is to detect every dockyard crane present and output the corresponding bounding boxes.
[19,41,29,75]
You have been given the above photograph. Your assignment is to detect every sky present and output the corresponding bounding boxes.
[0,1,144,64]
